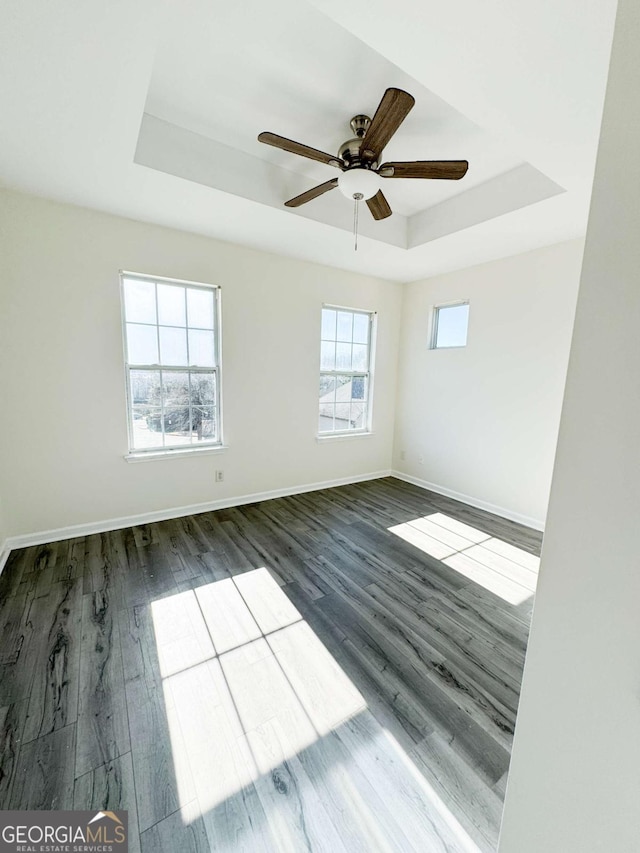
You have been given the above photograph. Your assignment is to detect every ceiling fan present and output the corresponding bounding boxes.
[258,87,468,221]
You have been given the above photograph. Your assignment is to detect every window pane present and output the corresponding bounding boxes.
[162,371,190,408]
[352,344,368,371]
[336,342,352,370]
[160,327,188,365]
[130,370,161,407]
[162,409,192,446]
[190,372,216,406]
[353,313,369,344]
[124,279,156,324]
[319,374,350,403]
[187,288,214,329]
[335,402,351,429]
[318,405,335,433]
[188,329,215,366]
[158,284,186,327]
[132,406,163,450]
[321,308,336,341]
[434,304,469,348]
[320,341,335,370]
[192,406,216,441]
[351,404,367,430]
[351,376,367,401]
[127,323,158,364]
[337,311,353,342]
[319,374,335,401]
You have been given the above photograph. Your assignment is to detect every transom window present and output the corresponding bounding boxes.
[121,273,222,453]
[319,305,374,435]
[430,301,470,349]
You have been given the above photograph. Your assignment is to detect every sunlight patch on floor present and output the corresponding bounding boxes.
[150,567,367,817]
[388,512,539,605]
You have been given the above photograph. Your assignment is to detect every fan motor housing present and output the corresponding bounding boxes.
[338,137,364,167]
[338,115,377,169]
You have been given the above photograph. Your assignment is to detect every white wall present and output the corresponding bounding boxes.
[0,494,7,553]
[498,0,640,849]
[0,189,401,540]
[393,240,583,527]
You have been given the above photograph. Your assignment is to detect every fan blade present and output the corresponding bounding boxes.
[380,160,469,180]
[284,178,339,208]
[366,190,392,220]
[258,132,342,168]
[361,88,415,162]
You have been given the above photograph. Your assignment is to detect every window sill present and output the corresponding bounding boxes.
[316,431,374,443]
[125,445,228,463]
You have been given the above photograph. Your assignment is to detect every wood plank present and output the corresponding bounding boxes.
[481,537,541,572]
[443,552,533,606]
[241,718,350,853]
[140,802,211,853]
[291,718,419,853]
[22,579,82,742]
[406,516,479,550]
[461,544,538,589]
[51,536,86,583]
[163,657,271,851]
[423,512,492,544]
[76,590,130,776]
[233,567,302,635]
[195,577,262,655]
[9,724,76,809]
[0,700,28,808]
[74,752,141,853]
[267,620,367,734]
[410,731,505,853]
[118,604,196,832]
[337,711,478,853]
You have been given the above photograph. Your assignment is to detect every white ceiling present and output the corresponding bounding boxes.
[0,0,617,282]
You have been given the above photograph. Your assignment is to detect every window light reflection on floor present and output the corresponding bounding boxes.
[149,566,483,851]
[150,568,367,817]
[388,512,539,605]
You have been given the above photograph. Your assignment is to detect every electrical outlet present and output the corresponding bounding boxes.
[215,470,224,483]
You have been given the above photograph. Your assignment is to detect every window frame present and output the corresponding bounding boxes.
[318,303,376,438]
[430,300,470,350]
[120,270,223,457]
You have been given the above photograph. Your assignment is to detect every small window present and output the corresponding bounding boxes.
[319,305,374,435]
[121,272,222,454]
[431,302,469,349]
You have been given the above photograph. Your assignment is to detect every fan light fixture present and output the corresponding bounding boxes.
[338,168,381,200]
[258,87,469,250]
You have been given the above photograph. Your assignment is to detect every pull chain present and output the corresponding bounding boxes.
[353,192,363,251]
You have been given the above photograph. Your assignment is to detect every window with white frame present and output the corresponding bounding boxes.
[121,273,222,454]
[319,305,374,434]
[430,301,469,349]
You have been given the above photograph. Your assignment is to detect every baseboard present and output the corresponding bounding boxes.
[391,470,545,531]
[0,542,10,574]
[2,469,392,553]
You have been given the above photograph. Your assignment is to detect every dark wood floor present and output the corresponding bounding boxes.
[0,477,541,852]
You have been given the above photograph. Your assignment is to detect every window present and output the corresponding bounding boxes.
[121,272,222,454]
[319,305,374,435]
[430,301,469,349]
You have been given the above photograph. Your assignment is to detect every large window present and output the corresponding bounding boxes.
[121,272,222,454]
[319,305,374,435]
